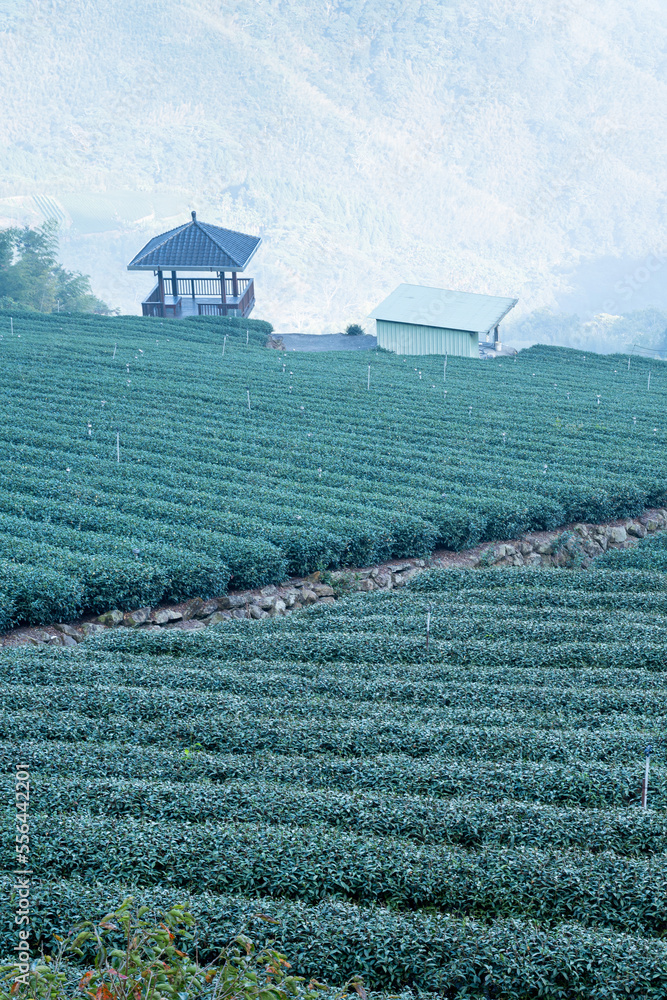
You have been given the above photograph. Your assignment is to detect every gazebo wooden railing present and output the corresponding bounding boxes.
[141,277,255,318]
[163,276,253,298]
[142,286,182,318]
[198,279,255,316]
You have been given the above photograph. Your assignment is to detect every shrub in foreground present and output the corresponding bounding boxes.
[0,897,340,1000]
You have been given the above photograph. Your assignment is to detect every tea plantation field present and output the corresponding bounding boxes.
[3,550,667,998]
[0,310,666,627]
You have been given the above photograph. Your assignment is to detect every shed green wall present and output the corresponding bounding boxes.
[375,320,478,357]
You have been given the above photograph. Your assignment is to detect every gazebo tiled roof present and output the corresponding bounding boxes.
[127,212,261,272]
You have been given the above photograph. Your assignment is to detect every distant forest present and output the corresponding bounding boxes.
[0,222,113,314]
[509,308,667,356]
[0,1,662,330]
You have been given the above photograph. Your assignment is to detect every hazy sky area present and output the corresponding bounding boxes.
[0,0,665,339]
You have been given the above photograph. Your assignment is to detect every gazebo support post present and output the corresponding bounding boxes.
[157,270,165,318]
[171,271,178,300]
[220,271,227,316]
[232,271,239,299]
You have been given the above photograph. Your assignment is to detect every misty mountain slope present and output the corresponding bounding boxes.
[0,0,664,329]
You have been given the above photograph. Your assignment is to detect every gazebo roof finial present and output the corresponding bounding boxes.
[191,210,197,221]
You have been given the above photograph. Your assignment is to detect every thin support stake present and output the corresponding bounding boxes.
[112,343,117,359]
[642,746,651,810]
[10,318,13,336]
[246,328,249,345]
[627,355,631,371]
[116,432,120,464]
[222,335,227,357]
[247,389,251,411]
[367,365,370,390]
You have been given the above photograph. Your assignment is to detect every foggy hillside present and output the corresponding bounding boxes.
[0,0,665,335]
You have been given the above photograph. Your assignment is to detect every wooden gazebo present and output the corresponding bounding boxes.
[128,211,261,319]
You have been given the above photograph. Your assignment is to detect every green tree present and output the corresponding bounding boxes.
[0,220,113,314]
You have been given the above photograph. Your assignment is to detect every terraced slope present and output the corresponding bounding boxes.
[597,526,667,572]
[3,564,667,998]
[0,311,666,627]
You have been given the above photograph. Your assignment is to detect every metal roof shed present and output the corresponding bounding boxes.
[370,284,518,356]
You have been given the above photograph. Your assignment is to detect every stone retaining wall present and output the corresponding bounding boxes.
[6,507,667,648]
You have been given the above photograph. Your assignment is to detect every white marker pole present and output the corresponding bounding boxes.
[10,318,13,336]
[113,343,117,359]
[642,746,651,810]
[247,389,251,411]
[222,335,227,357]
[246,328,249,345]
[444,353,447,382]
[116,432,120,463]
[627,356,631,371]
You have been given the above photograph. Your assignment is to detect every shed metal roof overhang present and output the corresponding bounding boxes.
[370,284,518,335]
[127,214,261,273]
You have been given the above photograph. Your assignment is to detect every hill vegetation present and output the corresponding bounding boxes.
[0,0,664,326]
[0,222,112,314]
[4,543,667,997]
[1,311,667,627]
[510,307,667,356]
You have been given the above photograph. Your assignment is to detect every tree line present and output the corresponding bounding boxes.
[0,220,113,314]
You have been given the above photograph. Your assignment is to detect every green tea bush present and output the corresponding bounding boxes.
[13,775,667,852]
[2,881,667,999]
[10,814,667,935]
[3,561,667,993]
[1,312,667,623]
